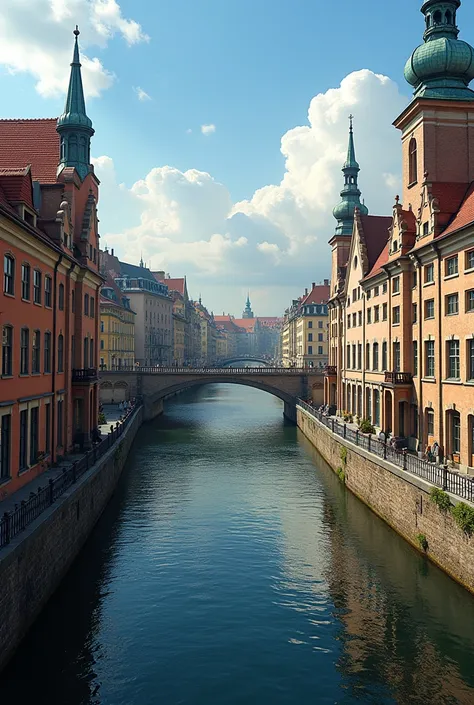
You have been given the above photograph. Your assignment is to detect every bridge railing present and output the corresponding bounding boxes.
[0,403,142,551]
[297,400,474,503]
[101,367,323,375]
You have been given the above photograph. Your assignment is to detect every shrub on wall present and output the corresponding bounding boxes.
[429,487,451,513]
[336,466,346,484]
[340,446,347,466]
[359,418,375,434]
[416,533,428,551]
[451,503,474,536]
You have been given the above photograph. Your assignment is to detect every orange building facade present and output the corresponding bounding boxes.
[0,30,102,498]
[325,1,474,473]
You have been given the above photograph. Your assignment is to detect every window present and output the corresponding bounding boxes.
[393,342,401,372]
[466,250,474,270]
[21,263,30,300]
[382,282,387,294]
[382,342,387,370]
[100,320,105,333]
[352,288,357,302]
[466,290,474,313]
[58,334,64,373]
[382,303,388,321]
[367,289,372,300]
[308,333,313,342]
[468,339,474,380]
[445,256,458,277]
[352,344,356,369]
[318,321,323,329]
[45,403,51,454]
[358,311,362,327]
[423,222,429,237]
[44,276,52,307]
[308,345,313,355]
[32,330,41,373]
[357,344,362,370]
[413,271,417,288]
[425,340,435,377]
[366,343,370,369]
[352,313,356,327]
[425,299,435,319]
[374,286,379,297]
[409,137,417,185]
[2,326,12,376]
[452,414,461,454]
[393,306,400,324]
[446,293,459,316]
[44,332,51,373]
[30,407,39,465]
[374,390,380,427]
[57,400,64,448]
[100,339,104,350]
[19,410,28,471]
[373,342,379,370]
[346,345,351,369]
[318,333,323,341]
[20,328,29,374]
[71,290,75,312]
[413,303,417,323]
[90,338,94,368]
[425,263,434,283]
[84,294,89,316]
[413,341,418,376]
[447,340,460,379]
[0,412,11,479]
[318,346,323,355]
[393,276,400,294]
[427,410,435,437]
[367,308,372,324]
[58,283,65,310]
[33,270,42,304]
[308,321,313,329]
[374,306,379,322]
[366,388,372,422]
[90,296,95,318]
[83,337,89,368]
[3,254,14,295]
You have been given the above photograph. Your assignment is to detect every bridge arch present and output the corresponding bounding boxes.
[149,377,295,407]
[221,357,271,367]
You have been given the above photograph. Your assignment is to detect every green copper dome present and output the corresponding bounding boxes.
[404,1,474,101]
[333,117,368,236]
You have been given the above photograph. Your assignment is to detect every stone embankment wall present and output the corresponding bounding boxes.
[297,406,474,594]
[0,407,143,672]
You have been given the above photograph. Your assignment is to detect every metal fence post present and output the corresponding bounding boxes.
[72,461,77,484]
[403,450,407,471]
[383,440,387,460]
[356,430,359,446]
[49,478,54,505]
[368,434,371,452]
[3,512,10,545]
[443,464,448,491]
[343,423,346,439]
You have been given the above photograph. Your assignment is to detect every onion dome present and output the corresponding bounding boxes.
[333,117,368,236]
[404,1,474,101]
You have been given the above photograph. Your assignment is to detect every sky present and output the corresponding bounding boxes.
[1,0,474,316]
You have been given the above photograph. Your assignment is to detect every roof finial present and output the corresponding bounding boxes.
[74,25,80,38]
[349,114,354,132]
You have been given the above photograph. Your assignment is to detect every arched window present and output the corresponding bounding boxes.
[426,14,431,28]
[409,138,417,185]
[84,293,89,316]
[83,337,89,368]
[445,9,452,24]
[2,325,13,376]
[60,138,66,161]
[79,136,87,163]
[69,135,78,162]
[3,254,14,295]
[58,334,64,373]
[58,283,65,311]
[433,9,442,24]
[20,328,29,375]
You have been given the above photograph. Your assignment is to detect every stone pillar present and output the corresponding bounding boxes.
[284,401,297,424]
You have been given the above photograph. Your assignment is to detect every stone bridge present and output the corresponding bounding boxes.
[220,357,271,366]
[99,367,324,422]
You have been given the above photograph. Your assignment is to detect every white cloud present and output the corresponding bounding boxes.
[0,0,148,98]
[134,86,151,101]
[186,128,193,134]
[201,123,216,136]
[95,69,408,313]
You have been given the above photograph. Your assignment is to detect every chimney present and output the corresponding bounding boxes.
[305,288,308,296]
[312,282,315,289]
[111,248,114,256]
[324,278,329,286]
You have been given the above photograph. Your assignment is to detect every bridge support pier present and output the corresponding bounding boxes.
[144,398,163,421]
[283,401,297,424]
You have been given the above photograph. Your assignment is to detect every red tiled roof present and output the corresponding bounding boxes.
[440,182,474,237]
[362,241,390,281]
[164,277,185,294]
[233,318,257,332]
[0,166,34,208]
[359,214,392,271]
[0,119,59,184]
[301,284,330,306]
[257,317,283,327]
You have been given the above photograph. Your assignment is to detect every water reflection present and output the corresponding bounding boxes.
[1,385,474,705]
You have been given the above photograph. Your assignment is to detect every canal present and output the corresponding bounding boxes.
[2,383,474,704]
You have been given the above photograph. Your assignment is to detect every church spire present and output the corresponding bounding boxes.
[57,27,94,180]
[243,293,254,319]
[332,116,368,236]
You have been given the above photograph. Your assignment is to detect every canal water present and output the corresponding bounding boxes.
[2,383,474,704]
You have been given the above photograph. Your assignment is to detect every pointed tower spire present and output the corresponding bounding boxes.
[243,293,254,319]
[57,27,94,180]
[332,116,368,236]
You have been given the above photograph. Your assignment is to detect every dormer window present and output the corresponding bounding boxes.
[392,240,398,252]
[409,138,417,185]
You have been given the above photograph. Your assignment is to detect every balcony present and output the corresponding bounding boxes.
[384,371,413,385]
[72,368,98,383]
[325,365,337,376]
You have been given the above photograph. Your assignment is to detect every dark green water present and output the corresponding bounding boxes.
[2,384,474,705]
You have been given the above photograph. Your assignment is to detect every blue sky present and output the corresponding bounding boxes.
[1,0,474,315]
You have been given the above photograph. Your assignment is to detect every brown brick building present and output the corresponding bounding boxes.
[325,0,474,472]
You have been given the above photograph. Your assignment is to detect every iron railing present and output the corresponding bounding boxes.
[101,367,322,375]
[325,366,337,376]
[384,371,413,385]
[0,403,141,550]
[72,368,98,382]
[297,399,474,503]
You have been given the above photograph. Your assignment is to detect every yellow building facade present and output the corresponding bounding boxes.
[100,280,135,370]
[281,282,330,367]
